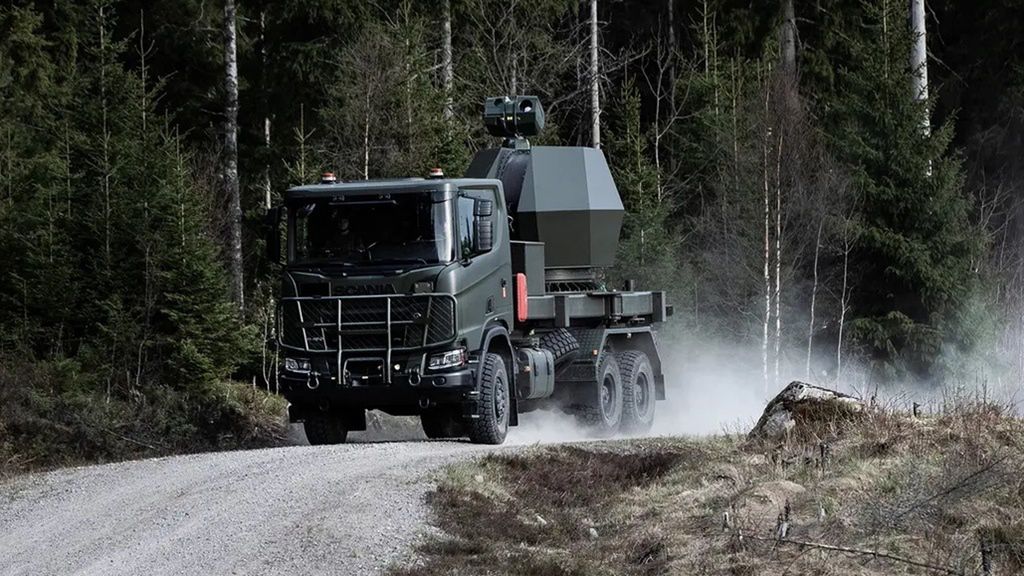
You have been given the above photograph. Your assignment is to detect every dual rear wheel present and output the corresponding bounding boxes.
[575,350,656,436]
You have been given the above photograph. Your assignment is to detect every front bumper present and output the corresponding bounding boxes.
[279,362,477,413]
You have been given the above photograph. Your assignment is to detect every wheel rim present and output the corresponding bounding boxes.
[601,373,617,418]
[494,373,508,428]
[636,372,652,416]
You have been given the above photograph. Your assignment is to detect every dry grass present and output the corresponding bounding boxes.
[397,400,1024,575]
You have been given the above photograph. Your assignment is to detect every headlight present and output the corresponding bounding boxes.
[428,348,467,370]
[284,357,311,372]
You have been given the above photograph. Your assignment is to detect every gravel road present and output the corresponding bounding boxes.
[0,426,496,576]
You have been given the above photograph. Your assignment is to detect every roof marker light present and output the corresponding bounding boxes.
[321,172,337,184]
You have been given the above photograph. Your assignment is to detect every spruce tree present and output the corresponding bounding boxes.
[608,80,678,291]
[0,5,74,353]
[824,0,985,379]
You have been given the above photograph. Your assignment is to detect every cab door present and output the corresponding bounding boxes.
[453,186,513,349]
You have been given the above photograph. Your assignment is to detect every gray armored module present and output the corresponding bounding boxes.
[466,96,624,289]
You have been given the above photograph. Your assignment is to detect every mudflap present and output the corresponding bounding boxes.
[288,404,368,431]
[460,376,520,427]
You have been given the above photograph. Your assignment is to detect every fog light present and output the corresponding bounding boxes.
[428,348,467,370]
[284,357,311,373]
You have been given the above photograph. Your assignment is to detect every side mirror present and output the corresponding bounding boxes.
[474,219,493,253]
[473,198,494,253]
[474,199,493,217]
[265,207,281,263]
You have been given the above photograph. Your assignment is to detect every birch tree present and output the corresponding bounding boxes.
[761,77,772,396]
[442,0,454,121]
[589,0,600,148]
[259,10,272,210]
[909,0,929,136]
[222,0,243,311]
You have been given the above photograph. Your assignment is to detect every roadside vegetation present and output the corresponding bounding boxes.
[0,357,287,477]
[399,399,1024,575]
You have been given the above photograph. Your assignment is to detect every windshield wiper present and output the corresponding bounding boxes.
[291,260,356,268]
[367,257,430,266]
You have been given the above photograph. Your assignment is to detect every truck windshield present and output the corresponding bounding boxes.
[290,193,453,265]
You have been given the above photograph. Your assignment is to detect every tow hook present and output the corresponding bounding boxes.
[418,397,431,409]
[409,370,422,385]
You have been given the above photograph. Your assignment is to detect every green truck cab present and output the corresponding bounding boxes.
[266,96,670,445]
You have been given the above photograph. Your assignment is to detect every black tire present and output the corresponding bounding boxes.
[467,353,510,445]
[538,329,580,364]
[421,408,465,439]
[303,413,349,445]
[574,353,623,436]
[618,351,656,434]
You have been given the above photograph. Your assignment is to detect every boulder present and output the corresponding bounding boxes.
[748,381,863,441]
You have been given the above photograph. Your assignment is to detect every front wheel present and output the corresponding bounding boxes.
[303,414,349,445]
[467,352,510,445]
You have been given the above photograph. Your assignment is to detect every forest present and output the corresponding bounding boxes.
[1,0,1022,467]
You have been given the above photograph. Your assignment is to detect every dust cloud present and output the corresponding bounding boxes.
[292,337,1024,447]
[506,410,594,445]
[506,340,787,444]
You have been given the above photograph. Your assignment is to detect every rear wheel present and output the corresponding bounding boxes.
[421,408,465,439]
[618,351,656,434]
[303,414,349,445]
[467,353,510,445]
[575,353,623,436]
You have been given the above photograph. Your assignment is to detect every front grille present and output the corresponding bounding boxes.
[295,282,396,297]
[280,294,456,352]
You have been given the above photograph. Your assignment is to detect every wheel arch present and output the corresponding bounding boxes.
[478,320,519,426]
[603,328,666,401]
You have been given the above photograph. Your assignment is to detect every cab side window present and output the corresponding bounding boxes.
[457,196,477,260]
[457,188,497,259]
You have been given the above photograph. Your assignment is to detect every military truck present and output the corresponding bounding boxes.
[265,96,671,445]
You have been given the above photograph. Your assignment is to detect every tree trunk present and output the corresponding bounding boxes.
[909,0,929,136]
[223,0,243,311]
[761,84,772,398]
[780,0,796,73]
[773,129,783,390]
[837,226,851,380]
[667,0,675,110]
[589,0,600,149]
[139,9,148,132]
[442,0,454,121]
[100,5,112,272]
[806,219,823,379]
[363,93,371,180]
[297,103,308,184]
[260,10,272,210]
